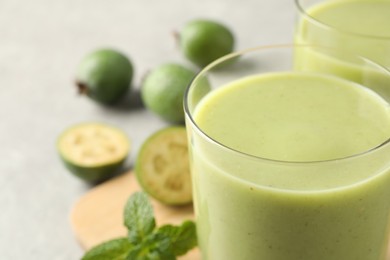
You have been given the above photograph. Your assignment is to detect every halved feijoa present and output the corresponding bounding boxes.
[135,126,192,205]
[57,122,130,182]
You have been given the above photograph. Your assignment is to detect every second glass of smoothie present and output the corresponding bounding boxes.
[294,0,390,100]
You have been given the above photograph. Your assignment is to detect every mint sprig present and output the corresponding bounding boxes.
[125,192,156,244]
[126,232,175,260]
[156,221,197,256]
[82,191,197,260]
[81,238,133,260]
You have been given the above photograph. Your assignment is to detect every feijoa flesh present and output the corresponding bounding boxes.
[135,126,192,205]
[57,122,130,182]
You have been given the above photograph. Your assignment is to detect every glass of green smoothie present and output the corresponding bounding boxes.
[294,0,390,100]
[184,45,390,260]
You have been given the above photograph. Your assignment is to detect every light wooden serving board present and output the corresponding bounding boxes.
[70,171,200,260]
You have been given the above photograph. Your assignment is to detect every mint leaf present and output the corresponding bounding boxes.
[82,237,132,260]
[126,232,176,260]
[157,220,197,256]
[124,191,156,244]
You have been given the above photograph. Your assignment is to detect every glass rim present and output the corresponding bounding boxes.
[183,44,390,165]
[294,0,390,40]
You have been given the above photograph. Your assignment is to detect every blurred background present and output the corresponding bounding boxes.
[0,0,294,259]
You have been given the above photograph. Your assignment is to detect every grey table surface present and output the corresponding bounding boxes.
[0,0,295,259]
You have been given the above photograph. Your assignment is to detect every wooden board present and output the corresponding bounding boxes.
[70,170,200,259]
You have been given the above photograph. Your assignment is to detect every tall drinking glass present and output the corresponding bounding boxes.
[294,0,390,100]
[184,45,390,260]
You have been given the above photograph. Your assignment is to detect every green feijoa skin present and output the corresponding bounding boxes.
[179,19,235,67]
[75,48,133,105]
[141,63,197,124]
[135,126,192,206]
[57,122,130,183]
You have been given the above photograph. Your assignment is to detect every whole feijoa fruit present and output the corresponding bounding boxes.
[179,19,235,67]
[75,48,133,105]
[57,122,130,183]
[141,63,196,123]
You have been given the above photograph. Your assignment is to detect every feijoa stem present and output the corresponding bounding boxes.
[76,80,89,95]
[172,30,181,49]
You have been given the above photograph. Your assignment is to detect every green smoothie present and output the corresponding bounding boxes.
[190,72,390,259]
[294,0,390,100]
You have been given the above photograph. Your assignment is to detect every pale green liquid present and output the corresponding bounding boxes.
[305,0,390,38]
[191,72,390,259]
[295,0,390,100]
[295,0,390,67]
